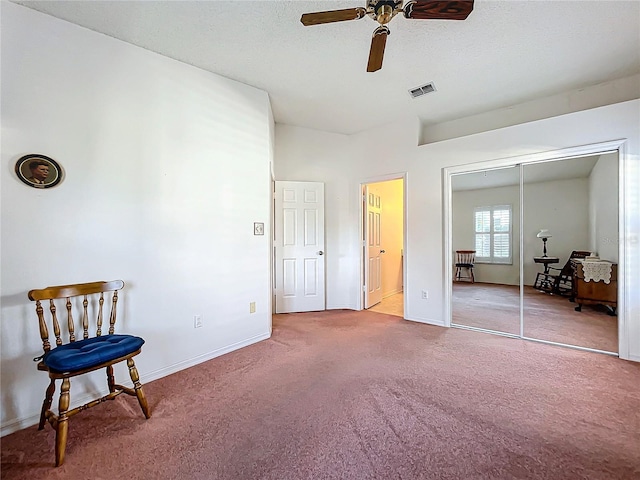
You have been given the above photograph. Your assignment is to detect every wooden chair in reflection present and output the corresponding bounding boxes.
[454,250,475,283]
[28,280,151,466]
[548,250,591,297]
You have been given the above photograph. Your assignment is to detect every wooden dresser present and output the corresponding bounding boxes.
[571,260,617,314]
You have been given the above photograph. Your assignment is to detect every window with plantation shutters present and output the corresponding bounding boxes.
[474,205,512,264]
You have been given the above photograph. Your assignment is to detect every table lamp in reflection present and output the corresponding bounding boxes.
[536,229,552,257]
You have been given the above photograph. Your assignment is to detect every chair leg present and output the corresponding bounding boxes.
[127,358,151,419]
[55,378,71,467]
[39,379,56,430]
[454,267,460,281]
[106,365,116,393]
[470,268,475,283]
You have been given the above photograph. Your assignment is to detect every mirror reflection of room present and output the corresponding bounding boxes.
[523,154,619,353]
[451,166,521,335]
[450,152,619,354]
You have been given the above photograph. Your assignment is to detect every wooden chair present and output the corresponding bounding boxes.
[28,280,150,466]
[549,250,591,297]
[454,250,475,283]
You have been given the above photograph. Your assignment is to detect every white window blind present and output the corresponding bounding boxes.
[474,205,512,264]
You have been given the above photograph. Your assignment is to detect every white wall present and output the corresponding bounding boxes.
[273,126,354,309]
[1,3,273,434]
[523,178,590,285]
[275,117,419,311]
[420,74,640,144]
[452,184,520,285]
[589,152,619,262]
[275,100,640,361]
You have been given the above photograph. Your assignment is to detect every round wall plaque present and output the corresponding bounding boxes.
[15,154,63,189]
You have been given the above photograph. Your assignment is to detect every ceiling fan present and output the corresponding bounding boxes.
[300,1,474,72]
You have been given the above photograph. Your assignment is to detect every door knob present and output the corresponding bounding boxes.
[380,249,386,254]
[318,251,324,255]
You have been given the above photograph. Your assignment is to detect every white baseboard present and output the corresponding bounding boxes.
[404,316,445,327]
[143,331,270,383]
[383,289,403,298]
[1,331,271,437]
[1,412,42,438]
[326,304,357,311]
[626,353,640,363]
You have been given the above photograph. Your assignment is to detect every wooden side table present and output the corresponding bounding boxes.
[534,256,559,273]
[533,256,559,292]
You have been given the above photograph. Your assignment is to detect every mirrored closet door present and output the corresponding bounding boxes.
[523,154,619,353]
[451,166,521,336]
[450,151,619,355]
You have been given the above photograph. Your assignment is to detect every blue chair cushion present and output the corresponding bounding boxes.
[43,334,145,372]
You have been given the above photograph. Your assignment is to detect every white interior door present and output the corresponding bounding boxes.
[275,181,325,313]
[364,184,383,308]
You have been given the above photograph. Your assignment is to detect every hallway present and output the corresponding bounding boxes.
[368,292,403,317]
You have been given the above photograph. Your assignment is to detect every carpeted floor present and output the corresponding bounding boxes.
[368,284,617,353]
[452,283,618,353]
[2,310,639,479]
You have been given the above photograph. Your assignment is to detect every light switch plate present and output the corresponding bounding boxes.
[254,222,264,235]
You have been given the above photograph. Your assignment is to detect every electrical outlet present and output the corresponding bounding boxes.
[194,315,203,328]
[249,302,256,314]
[421,290,428,299]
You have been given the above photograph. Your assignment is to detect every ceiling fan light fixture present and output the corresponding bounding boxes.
[376,4,394,24]
[408,82,436,98]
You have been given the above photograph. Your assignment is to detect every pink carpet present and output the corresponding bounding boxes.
[2,310,639,479]
[453,283,618,352]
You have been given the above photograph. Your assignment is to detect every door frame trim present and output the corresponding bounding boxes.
[358,172,408,315]
[443,139,629,359]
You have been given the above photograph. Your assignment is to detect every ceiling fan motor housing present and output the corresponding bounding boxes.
[367,0,404,24]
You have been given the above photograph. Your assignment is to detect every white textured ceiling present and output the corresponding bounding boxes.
[451,155,600,191]
[14,0,640,135]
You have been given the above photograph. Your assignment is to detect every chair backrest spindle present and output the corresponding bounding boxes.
[109,291,118,335]
[96,293,104,336]
[50,300,63,346]
[35,300,51,352]
[66,298,75,342]
[82,295,89,339]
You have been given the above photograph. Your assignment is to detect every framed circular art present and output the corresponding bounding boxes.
[15,154,63,189]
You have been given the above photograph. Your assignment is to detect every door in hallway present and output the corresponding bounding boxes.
[364,184,383,308]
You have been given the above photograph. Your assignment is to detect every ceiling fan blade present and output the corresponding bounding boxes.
[301,7,366,26]
[367,26,390,73]
[403,0,474,20]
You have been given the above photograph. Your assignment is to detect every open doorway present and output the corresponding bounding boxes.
[361,177,405,317]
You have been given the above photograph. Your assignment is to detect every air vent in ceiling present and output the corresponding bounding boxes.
[408,82,436,99]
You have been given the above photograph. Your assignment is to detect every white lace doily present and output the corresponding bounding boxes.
[581,260,613,283]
